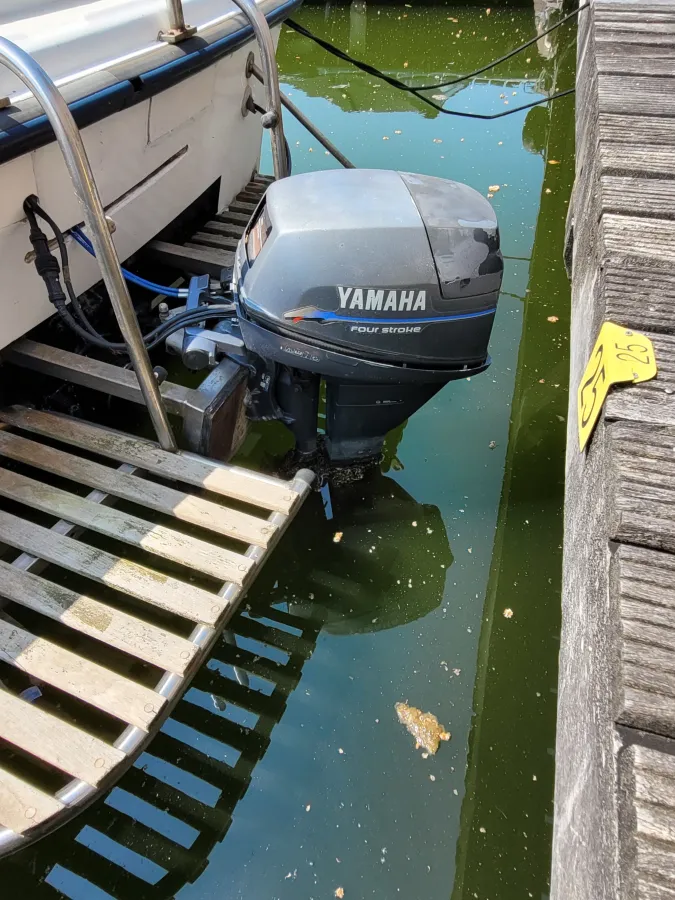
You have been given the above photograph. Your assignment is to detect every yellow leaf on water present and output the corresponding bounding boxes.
[547,316,559,323]
[548,159,560,165]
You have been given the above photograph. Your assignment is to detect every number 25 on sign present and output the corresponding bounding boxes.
[578,322,657,451]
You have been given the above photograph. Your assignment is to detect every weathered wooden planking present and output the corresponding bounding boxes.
[601,176,675,219]
[202,220,244,238]
[603,265,675,335]
[610,422,675,557]
[0,690,124,784]
[4,340,193,417]
[599,145,675,178]
[0,429,275,547]
[214,211,250,226]
[0,618,163,730]
[0,407,298,514]
[598,113,675,145]
[0,766,63,834]
[624,745,675,899]
[0,466,254,586]
[0,560,196,675]
[191,232,239,251]
[0,510,226,626]
[605,333,675,424]
[603,214,675,262]
[147,240,234,278]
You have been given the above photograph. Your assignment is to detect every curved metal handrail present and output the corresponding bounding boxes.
[230,0,289,180]
[0,36,177,452]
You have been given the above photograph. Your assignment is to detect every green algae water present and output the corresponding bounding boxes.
[0,5,575,899]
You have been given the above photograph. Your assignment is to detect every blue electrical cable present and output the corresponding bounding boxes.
[71,226,187,298]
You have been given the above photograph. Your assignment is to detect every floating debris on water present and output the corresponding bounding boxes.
[547,316,559,323]
[395,702,451,754]
[333,532,343,543]
[503,608,514,618]
[335,888,345,899]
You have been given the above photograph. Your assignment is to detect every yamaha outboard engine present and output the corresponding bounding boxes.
[231,168,502,464]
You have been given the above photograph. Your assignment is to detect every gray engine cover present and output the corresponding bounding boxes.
[234,168,502,368]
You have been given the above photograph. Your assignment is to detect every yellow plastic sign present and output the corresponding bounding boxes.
[578,322,656,451]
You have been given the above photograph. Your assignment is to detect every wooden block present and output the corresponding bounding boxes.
[0,466,254,586]
[615,545,675,735]
[0,617,164,730]
[0,690,124,784]
[0,560,196,675]
[0,509,226,626]
[191,232,239,251]
[600,145,675,178]
[598,113,675,146]
[601,176,675,219]
[147,240,233,277]
[202,220,245,239]
[0,765,63,834]
[0,429,276,547]
[0,407,299,513]
[603,214,675,264]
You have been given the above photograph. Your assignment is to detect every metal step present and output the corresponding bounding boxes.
[0,404,312,857]
[147,175,272,277]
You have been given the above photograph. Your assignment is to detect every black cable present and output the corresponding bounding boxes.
[24,196,106,342]
[24,195,238,355]
[286,6,585,119]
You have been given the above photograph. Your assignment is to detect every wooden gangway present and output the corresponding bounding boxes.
[0,405,312,855]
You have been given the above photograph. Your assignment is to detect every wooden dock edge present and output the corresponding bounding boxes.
[552,2,675,898]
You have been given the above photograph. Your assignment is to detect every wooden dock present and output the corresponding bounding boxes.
[0,406,312,855]
[553,1,675,898]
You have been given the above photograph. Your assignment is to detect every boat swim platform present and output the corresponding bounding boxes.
[0,404,313,856]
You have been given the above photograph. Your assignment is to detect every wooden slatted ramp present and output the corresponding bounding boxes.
[0,405,312,856]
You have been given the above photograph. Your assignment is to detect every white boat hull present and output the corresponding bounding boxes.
[0,0,291,349]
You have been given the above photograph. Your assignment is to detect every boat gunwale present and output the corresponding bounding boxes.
[0,0,302,166]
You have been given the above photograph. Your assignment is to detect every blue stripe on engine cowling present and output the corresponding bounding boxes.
[298,307,497,325]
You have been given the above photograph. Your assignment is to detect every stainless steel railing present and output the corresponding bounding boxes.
[0,37,178,452]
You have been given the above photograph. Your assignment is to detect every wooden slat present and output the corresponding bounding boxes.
[0,560,196,675]
[0,618,163,730]
[0,765,63,834]
[603,264,675,334]
[227,201,256,215]
[0,429,276,547]
[603,214,675,262]
[147,240,232,277]
[0,466,254,586]
[0,407,298,513]
[4,340,193,416]
[0,510,226,626]
[0,690,124,784]
[202,220,245,238]
[214,211,250,226]
[599,144,675,177]
[191,232,239,251]
[597,112,675,145]
[601,176,675,219]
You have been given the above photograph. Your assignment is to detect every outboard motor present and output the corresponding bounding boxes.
[231,168,503,464]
